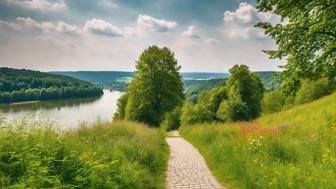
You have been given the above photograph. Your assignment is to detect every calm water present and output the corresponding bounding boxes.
[0,90,123,129]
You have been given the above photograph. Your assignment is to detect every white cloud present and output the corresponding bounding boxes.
[0,17,126,38]
[0,17,81,36]
[137,14,177,32]
[17,17,41,29]
[222,2,278,39]
[18,17,81,36]
[41,21,81,36]
[0,20,21,30]
[205,38,219,45]
[83,19,123,37]
[181,25,200,39]
[6,0,66,11]
[224,2,256,23]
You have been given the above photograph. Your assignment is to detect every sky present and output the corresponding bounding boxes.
[0,0,284,72]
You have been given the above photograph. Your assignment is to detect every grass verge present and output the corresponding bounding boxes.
[180,92,336,189]
[0,119,168,189]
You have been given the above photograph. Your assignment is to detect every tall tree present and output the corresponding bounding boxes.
[117,46,184,126]
[226,65,264,120]
[256,0,336,94]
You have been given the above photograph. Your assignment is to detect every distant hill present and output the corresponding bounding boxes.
[0,68,103,103]
[51,71,134,91]
[51,71,230,91]
[185,71,280,103]
[185,78,227,103]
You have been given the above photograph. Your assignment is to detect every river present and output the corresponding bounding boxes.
[0,90,123,129]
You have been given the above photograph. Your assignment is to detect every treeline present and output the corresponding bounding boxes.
[113,46,266,131]
[0,68,103,103]
[185,71,279,104]
[0,87,103,103]
[180,65,264,127]
[262,77,336,114]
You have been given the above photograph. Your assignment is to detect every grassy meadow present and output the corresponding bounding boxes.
[180,92,336,189]
[0,119,168,188]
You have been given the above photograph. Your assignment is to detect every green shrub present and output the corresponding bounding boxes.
[160,106,181,131]
[113,93,128,119]
[181,102,214,126]
[0,119,168,188]
[262,90,286,114]
[216,95,249,122]
[208,87,227,113]
[295,78,333,104]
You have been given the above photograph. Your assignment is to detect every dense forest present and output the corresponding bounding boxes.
[0,68,103,103]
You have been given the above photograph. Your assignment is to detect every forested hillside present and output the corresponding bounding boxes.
[185,71,279,103]
[0,68,103,103]
[51,71,134,91]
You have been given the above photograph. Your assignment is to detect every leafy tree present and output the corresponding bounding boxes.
[114,93,128,119]
[216,95,250,122]
[208,87,228,113]
[160,106,181,131]
[121,46,184,126]
[226,65,265,120]
[295,78,333,104]
[262,90,287,114]
[181,101,214,126]
[256,0,336,94]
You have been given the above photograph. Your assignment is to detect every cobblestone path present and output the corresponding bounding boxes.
[166,132,223,189]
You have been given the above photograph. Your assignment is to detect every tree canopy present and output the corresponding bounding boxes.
[181,65,264,125]
[115,46,184,126]
[226,65,265,120]
[256,0,336,94]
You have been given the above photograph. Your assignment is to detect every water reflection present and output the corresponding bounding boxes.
[0,90,122,129]
[0,96,102,113]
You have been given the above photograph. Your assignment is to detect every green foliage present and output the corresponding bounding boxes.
[208,87,228,113]
[295,78,333,104]
[185,72,279,103]
[226,65,265,120]
[181,65,264,125]
[216,95,249,122]
[181,91,336,189]
[0,68,103,103]
[262,89,287,114]
[0,120,168,188]
[256,0,336,94]
[118,46,184,126]
[181,97,215,126]
[185,79,227,103]
[160,106,181,131]
[113,93,128,119]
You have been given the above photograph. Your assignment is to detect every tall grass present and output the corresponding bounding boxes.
[180,92,336,189]
[0,118,168,188]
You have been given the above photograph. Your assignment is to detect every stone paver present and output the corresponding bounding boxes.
[166,132,223,189]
